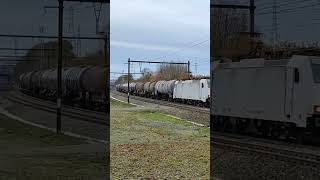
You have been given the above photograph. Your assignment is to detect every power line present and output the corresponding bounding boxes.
[256,2,320,16]
[0,34,105,40]
[152,38,209,61]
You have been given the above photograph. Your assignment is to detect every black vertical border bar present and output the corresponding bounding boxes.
[57,0,63,134]
[105,34,110,179]
[210,1,215,179]
[210,4,213,178]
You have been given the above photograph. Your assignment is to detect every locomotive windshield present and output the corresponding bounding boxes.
[312,63,320,83]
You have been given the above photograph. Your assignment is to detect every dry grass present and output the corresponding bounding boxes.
[111,100,210,179]
[0,114,107,179]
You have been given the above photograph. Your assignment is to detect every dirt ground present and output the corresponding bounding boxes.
[110,98,210,179]
[0,113,107,180]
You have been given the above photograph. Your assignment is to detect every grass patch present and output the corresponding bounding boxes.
[0,114,106,179]
[111,108,210,178]
[13,153,107,180]
[110,98,135,108]
[137,110,193,126]
[0,114,83,147]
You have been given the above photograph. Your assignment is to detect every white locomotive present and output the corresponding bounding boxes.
[211,55,320,141]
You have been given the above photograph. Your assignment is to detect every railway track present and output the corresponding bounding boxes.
[114,90,320,167]
[8,90,320,167]
[212,132,320,167]
[112,91,210,114]
[6,91,107,126]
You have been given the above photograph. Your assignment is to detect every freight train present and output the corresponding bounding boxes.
[116,79,211,107]
[18,66,108,110]
[211,55,320,143]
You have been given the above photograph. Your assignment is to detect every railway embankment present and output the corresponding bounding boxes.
[110,97,210,178]
[1,91,108,141]
[111,90,210,126]
[0,113,107,179]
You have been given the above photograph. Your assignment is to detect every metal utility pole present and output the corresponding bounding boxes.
[127,58,130,104]
[194,62,198,75]
[57,0,63,134]
[104,34,109,115]
[272,0,279,51]
[93,3,103,34]
[77,24,81,56]
[188,60,190,78]
[67,6,76,51]
[211,0,256,50]
[54,0,109,134]
[39,25,45,70]
[250,0,255,48]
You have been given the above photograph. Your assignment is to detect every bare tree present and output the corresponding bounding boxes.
[211,8,250,59]
[137,68,153,82]
[156,63,188,80]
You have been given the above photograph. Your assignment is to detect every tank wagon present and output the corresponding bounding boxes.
[155,80,177,100]
[18,65,108,109]
[128,82,136,94]
[135,82,145,96]
[211,55,320,142]
[116,78,210,107]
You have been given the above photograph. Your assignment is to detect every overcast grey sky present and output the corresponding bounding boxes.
[1,0,320,77]
[0,0,109,67]
[110,0,210,80]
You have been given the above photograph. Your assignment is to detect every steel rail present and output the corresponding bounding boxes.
[112,91,210,114]
[7,92,107,126]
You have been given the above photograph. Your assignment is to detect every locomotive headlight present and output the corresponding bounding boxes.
[314,106,320,113]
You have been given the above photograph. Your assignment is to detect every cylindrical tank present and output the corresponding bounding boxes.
[64,66,91,93]
[155,80,177,95]
[18,73,25,87]
[135,82,144,94]
[121,83,128,92]
[30,71,44,91]
[41,69,55,90]
[143,82,151,93]
[129,82,136,92]
[149,81,157,95]
[48,69,57,90]
[166,80,177,95]
[81,66,107,94]
[19,73,26,89]
[22,71,35,90]
[155,80,164,95]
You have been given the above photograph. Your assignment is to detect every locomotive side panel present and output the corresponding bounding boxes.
[213,63,287,122]
[174,80,201,101]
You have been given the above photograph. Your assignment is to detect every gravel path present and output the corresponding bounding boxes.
[212,147,320,180]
